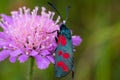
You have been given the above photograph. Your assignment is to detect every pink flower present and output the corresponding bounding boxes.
[0,6,82,69]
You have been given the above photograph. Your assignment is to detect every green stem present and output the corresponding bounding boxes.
[28,57,34,80]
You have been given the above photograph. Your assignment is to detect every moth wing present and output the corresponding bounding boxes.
[55,38,73,77]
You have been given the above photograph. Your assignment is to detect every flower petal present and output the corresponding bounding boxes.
[41,50,50,56]
[47,56,55,64]
[18,54,28,63]
[0,22,7,30]
[0,14,12,23]
[9,56,16,63]
[0,40,9,47]
[48,42,57,53]
[30,50,38,56]
[35,55,50,69]
[0,50,11,61]
[10,49,22,57]
[72,36,82,46]
[0,32,9,39]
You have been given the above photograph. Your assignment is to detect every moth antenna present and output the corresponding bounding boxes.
[65,6,71,23]
[48,2,64,22]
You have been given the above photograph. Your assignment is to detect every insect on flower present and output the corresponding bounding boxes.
[0,5,82,71]
[47,2,82,79]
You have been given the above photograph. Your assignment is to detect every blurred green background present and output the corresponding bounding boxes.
[0,0,120,80]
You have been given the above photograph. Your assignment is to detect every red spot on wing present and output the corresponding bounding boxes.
[57,61,69,72]
[58,50,63,56]
[57,35,67,46]
[61,35,66,46]
[57,61,64,66]
[63,53,70,59]
[58,36,61,44]
[62,65,69,72]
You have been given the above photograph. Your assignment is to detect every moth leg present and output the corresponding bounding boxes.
[46,30,59,42]
[46,30,59,57]
[55,37,58,43]
[57,30,60,37]
[46,30,59,34]
[52,37,58,56]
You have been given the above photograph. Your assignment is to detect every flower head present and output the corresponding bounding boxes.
[0,6,82,69]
